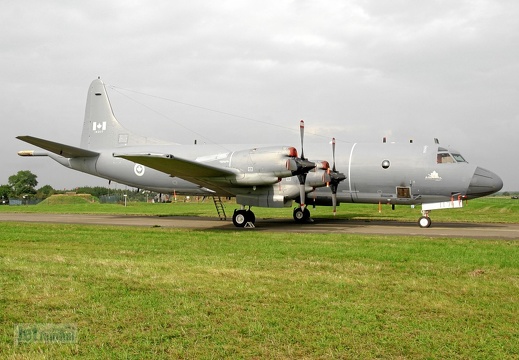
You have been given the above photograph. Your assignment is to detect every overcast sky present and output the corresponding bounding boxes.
[2,0,518,191]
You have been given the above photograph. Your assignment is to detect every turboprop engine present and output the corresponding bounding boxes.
[228,146,307,186]
[305,160,331,188]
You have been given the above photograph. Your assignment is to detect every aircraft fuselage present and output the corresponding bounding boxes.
[49,141,499,208]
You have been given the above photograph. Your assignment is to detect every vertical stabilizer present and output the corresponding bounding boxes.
[81,78,172,150]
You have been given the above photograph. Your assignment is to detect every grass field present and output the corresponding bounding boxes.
[1,197,518,359]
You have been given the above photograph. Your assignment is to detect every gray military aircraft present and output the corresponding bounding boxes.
[17,78,503,228]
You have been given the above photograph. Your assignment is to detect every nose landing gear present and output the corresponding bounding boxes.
[419,197,466,228]
[418,211,432,228]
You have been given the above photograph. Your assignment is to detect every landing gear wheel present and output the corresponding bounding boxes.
[232,209,256,227]
[233,210,247,227]
[293,207,311,223]
[418,216,432,228]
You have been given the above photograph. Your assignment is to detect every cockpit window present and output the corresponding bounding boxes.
[437,152,454,164]
[437,151,467,164]
[451,153,466,162]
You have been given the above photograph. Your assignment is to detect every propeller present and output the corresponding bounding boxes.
[291,120,315,211]
[332,137,337,173]
[288,122,345,216]
[327,137,346,215]
[300,120,305,160]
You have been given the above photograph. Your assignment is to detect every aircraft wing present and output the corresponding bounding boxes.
[17,136,99,158]
[115,153,241,195]
[115,153,235,178]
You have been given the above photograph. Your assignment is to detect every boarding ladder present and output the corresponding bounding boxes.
[212,196,227,220]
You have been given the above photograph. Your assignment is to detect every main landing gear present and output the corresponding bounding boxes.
[232,206,313,227]
[232,209,256,227]
[293,206,311,223]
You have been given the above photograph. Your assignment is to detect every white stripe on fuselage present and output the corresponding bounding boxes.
[348,143,357,201]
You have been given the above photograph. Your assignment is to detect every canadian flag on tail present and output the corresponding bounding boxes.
[93,121,107,132]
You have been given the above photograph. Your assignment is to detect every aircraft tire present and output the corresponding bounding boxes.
[293,207,310,223]
[232,210,247,227]
[232,209,255,227]
[418,216,432,228]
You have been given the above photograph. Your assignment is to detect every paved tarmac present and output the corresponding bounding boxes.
[1,213,518,239]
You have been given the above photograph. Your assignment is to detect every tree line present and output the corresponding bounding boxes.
[0,170,158,202]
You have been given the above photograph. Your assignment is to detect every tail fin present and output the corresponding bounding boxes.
[81,78,172,150]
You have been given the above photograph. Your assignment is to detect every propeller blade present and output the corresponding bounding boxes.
[330,181,341,215]
[300,120,305,160]
[329,137,346,215]
[294,120,317,212]
[299,183,306,211]
[332,137,337,172]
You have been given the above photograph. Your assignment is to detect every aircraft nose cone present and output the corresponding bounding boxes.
[466,167,503,198]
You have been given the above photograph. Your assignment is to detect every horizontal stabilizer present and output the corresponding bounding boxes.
[17,136,99,158]
[114,153,235,178]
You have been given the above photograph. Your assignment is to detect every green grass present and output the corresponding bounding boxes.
[38,194,97,205]
[1,223,518,359]
[1,196,518,224]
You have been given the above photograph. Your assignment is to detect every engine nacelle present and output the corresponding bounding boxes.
[311,160,330,170]
[228,173,281,186]
[229,146,297,179]
[303,160,331,188]
[305,168,330,188]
